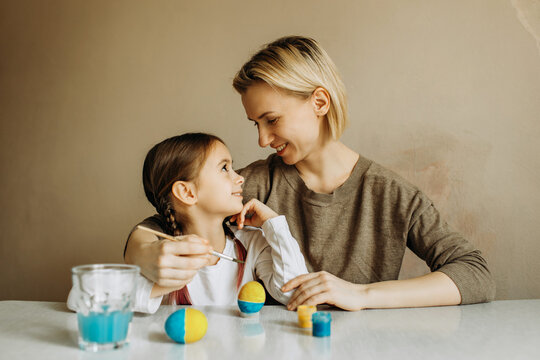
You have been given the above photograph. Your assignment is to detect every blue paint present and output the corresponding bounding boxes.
[77,311,133,343]
[165,308,186,343]
[312,312,331,337]
[237,300,264,314]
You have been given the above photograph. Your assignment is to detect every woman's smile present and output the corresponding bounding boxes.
[274,143,288,155]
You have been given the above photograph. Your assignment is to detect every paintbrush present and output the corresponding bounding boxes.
[136,225,245,264]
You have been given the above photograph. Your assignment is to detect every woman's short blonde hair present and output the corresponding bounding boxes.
[233,36,348,140]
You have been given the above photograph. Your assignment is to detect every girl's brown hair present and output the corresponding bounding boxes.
[143,133,224,236]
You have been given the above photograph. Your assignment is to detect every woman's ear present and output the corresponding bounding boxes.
[171,181,198,206]
[311,87,330,116]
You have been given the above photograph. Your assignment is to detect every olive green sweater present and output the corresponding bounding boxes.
[238,154,495,304]
[138,154,495,304]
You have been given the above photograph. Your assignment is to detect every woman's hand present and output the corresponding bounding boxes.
[125,229,212,288]
[230,199,279,229]
[281,271,367,311]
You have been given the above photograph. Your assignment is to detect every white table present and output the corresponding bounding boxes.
[1,300,539,359]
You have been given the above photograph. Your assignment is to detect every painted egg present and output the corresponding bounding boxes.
[237,281,265,315]
[164,308,208,344]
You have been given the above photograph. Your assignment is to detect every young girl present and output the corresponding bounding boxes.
[69,133,308,313]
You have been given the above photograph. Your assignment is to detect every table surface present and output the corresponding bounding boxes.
[1,300,539,360]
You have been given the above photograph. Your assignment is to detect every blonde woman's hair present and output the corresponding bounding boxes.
[233,36,348,140]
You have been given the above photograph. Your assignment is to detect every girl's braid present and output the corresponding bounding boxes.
[157,196,181,237]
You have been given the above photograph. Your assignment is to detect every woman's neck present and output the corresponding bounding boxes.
[294,140,359,194]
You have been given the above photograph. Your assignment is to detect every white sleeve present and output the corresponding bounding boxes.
[66,275,162,314]
[66,287,77,312]
[133,274,162,314]
[255,215,309,305]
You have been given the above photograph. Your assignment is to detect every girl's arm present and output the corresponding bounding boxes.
[255,216,309,305]
[233,199,309,305]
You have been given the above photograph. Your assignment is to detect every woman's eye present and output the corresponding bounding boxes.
[253,122,259,127]
[267,118,278,125]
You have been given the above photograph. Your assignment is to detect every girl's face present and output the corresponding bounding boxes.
[241,82,324,165]
[194,141,244,217]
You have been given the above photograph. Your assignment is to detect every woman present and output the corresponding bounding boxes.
[124,36,495,310]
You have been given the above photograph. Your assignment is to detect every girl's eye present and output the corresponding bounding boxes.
[222,164,229,172]
[253,122,259,127]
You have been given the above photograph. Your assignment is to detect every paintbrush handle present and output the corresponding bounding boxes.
[136,225,244,264]
[136,225,177,241]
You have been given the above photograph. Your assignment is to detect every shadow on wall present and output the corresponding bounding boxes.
[511,0,540,58]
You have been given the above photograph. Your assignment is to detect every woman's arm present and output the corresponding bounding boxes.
[282,194,494,310]
[282,270,460,311]
[406,201,495,305]
[150,283,185,298]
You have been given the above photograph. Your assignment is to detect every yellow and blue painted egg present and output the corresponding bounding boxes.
[237,281,265,315]
[164,308,208,344]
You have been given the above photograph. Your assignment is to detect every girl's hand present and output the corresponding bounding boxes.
[230,199,279,229]
[281,271,367,311]
[125,230,212,288]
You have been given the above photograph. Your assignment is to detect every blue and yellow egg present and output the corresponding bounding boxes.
[237,281,265,315]
[164,308,208,344]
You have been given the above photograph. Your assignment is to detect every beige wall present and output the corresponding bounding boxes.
[1,0,539,301]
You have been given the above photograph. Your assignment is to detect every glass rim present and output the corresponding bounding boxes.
[72,263,140,275]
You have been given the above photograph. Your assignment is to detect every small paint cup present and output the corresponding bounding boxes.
[297,305,317,328]
[312,312,332,337]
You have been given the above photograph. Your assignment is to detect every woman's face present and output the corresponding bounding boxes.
[241,82,324,165]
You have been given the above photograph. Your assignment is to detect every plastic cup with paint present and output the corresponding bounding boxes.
[312,312,332,337]
[297,305,317,328]
[71,264,139,351]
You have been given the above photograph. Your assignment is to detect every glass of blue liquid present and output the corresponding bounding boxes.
[71,264,139,351]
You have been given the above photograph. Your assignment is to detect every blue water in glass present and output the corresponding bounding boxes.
[78,310,133,343]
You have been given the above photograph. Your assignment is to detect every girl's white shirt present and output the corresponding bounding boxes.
[67,216,308,314]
